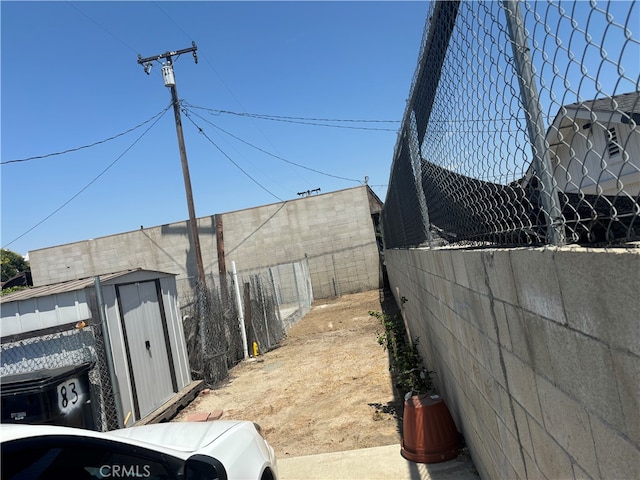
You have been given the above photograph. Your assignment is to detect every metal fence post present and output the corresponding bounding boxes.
[291,262,301,312]
[408,113,432,245]
[257,277,272,350]
[304,254,313,307]
[231,261,249,359]
[331,255,341,297]
[503,0,565,245]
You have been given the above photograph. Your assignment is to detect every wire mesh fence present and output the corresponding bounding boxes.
[243,274,284,353]
[382,0,639,249]
[1,324,120,432]
[1,329,94,377]
[181,257,313,387]
[88,321,120,431]
[182,277,244,388]
[253,258,313,330]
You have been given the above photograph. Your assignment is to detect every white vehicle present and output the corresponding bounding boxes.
[1,420,278,480]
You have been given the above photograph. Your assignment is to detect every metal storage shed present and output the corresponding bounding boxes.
[1,269,193,429]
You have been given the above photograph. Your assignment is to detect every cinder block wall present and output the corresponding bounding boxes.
[385,247,639,480]
[29,187,381,300]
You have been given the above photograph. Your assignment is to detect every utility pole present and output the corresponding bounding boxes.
[137,42,207,286]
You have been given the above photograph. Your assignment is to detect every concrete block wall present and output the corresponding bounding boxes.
[384,247,639,480]
[29,186,381,300]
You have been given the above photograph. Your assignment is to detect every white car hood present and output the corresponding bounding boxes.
[106,420,243,453]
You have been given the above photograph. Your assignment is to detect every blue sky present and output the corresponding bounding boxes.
[1,1,429,257]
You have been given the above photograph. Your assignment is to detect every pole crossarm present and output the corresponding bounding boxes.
[137,41,198,68]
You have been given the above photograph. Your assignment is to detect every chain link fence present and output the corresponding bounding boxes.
[1,323,119,432]
[382,0,639,249]
[1,329,93,377]
[88,321,120,431]
[182,257,313,387]
[182,279,243,388]
[241,257,313,335]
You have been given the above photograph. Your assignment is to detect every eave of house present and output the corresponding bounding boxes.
[546,92,640,147]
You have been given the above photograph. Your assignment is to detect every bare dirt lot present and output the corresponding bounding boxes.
[173,289,403,458]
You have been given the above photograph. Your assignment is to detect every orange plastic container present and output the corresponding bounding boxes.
[401,394,459,463]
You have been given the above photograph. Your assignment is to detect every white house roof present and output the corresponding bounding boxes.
[563,91,640,115]
[519,92,639,188]
[0,268,176,304]
[549,91,640,130]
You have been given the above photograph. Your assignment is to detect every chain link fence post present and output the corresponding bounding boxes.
[503,0,565,245]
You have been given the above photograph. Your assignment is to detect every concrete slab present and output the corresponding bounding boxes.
[277,444,479,480]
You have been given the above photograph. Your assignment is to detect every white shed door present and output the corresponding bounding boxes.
[119,281,175,419]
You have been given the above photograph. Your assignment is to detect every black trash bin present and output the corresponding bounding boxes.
[1,362,95,430]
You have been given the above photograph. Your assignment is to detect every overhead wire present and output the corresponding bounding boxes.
[150,6,370,206]
[185,104,400,131]
[149,2,315,186]
[181,107,283,202]
[2,104,173,165]
[152,1,194,42]
[186,104,399,124]
[65,2,139,54]
[186,104,528,128]
[2,107,171,249]
[182,105,363,184]
[151,2,398,189]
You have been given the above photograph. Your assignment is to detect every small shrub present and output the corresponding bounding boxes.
[370,310,434,396]
[0,285,29,296]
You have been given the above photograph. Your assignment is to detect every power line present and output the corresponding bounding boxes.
[187,103,529,128]
[182,105,362,184]
[152,1,194,42]
[185,104,400,131]
[2,107,170,250]
[212,113,398,131]
[2,104,172,165]
[65,2,138,54]
[150,4,314,187]
[181,108,283,202]
[187,104,399,124]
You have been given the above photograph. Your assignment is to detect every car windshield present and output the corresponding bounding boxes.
[2,435,184,480]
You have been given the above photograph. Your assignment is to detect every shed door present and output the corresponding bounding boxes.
[118,281,176,419]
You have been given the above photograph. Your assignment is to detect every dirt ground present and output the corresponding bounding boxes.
[173,289,403,458]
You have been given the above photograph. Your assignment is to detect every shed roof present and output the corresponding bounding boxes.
[0,268,175,304]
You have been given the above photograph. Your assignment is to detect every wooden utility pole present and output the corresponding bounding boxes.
[215,214,228,300]
[137,42,207,286]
